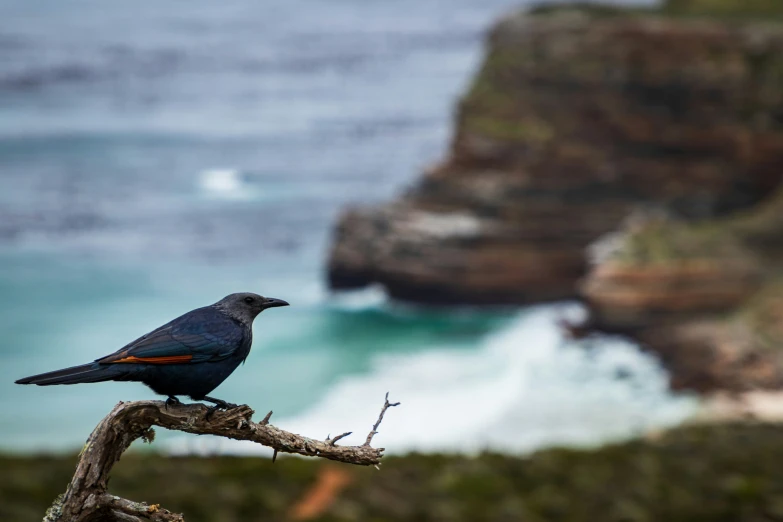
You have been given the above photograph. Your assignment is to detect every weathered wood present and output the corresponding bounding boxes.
[49,397,398,521]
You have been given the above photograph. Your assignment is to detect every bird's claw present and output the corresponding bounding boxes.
[204,400,239,421]
[165,396,182,410]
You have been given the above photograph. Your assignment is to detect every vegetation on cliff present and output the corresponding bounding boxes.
[663,0,783,18]
[326,0,783,391]
[328,0,783,306]
[583,186,783,391]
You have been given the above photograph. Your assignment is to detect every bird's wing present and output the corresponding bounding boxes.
[96,308,244,365]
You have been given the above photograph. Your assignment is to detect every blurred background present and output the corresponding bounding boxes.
[3,0,783,520]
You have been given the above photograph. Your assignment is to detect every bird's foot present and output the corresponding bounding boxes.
[202,396,239,421]
[165,396,182,410]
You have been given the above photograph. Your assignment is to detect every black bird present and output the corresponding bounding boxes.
[16,293,289,412]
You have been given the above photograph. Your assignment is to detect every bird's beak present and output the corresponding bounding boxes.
[263,297,289,309]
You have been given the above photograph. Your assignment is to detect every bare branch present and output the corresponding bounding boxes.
[364,392,401,447]
[52,397,398,522]
[102,496,184,522]
[327,431,353,446]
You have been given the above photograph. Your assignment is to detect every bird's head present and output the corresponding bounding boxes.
[214,292,289,324]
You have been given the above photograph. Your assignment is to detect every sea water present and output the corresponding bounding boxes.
[0,0,691,454]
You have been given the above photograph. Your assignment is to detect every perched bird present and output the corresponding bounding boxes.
[16,293,289,413]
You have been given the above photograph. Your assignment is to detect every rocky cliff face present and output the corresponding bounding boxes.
[582,189,783,392]
[328,5,783,305]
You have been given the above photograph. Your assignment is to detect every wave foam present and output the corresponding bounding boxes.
[198,168,250,199]
[329,285,388,311]
[165,304,697,456]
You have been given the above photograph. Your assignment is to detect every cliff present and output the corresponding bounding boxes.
[583,188,783,392]
[327,3,783,305]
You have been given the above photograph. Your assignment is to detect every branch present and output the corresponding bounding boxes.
[364,392,400,447]
[50,396,399,522]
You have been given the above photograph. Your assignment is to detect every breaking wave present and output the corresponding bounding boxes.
[165,304,698,456]
[197,168,254,199]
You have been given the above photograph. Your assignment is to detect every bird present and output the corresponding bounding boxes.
[16,292,289,415]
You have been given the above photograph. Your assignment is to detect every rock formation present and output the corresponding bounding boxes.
[327,1,783,391]
[582,189,783,392]
[328,3,783,305]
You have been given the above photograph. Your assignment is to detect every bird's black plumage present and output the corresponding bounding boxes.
[16,292,289,408]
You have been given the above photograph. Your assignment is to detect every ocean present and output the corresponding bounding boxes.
[0,0,693,454]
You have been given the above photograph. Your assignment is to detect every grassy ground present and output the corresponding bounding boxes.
[5,423,783,521]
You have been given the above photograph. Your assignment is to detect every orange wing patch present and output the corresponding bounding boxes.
[111,355,193,364]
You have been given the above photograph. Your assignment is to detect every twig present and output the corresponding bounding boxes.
[327,432,353,446]
[103,496,184,522]
[364,392,401,447]
[51,397,398,522]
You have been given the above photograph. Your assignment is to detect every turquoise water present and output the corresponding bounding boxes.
[0,250,511,450]
[0,0,691,454]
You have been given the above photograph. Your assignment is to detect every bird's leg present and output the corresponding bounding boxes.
[165,396,182,410]
[202,396,239,420]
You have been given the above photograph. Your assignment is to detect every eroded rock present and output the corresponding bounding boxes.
[582,192,783,392]
[327,6,783,304]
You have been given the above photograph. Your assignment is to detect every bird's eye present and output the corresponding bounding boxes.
[244,297,255,304]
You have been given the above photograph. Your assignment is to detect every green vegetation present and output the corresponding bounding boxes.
[528,2,653,18]
[460,0,783,145]
[735,280,783,350]
[663,0,783,19]
[606,187,783,267]
[721,188,783,263]
[6,424,783,521]
[608,218,754,266]
[525,0,783,19]
[459,48,531,143]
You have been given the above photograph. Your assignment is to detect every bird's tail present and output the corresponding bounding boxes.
[15,363,126,386]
